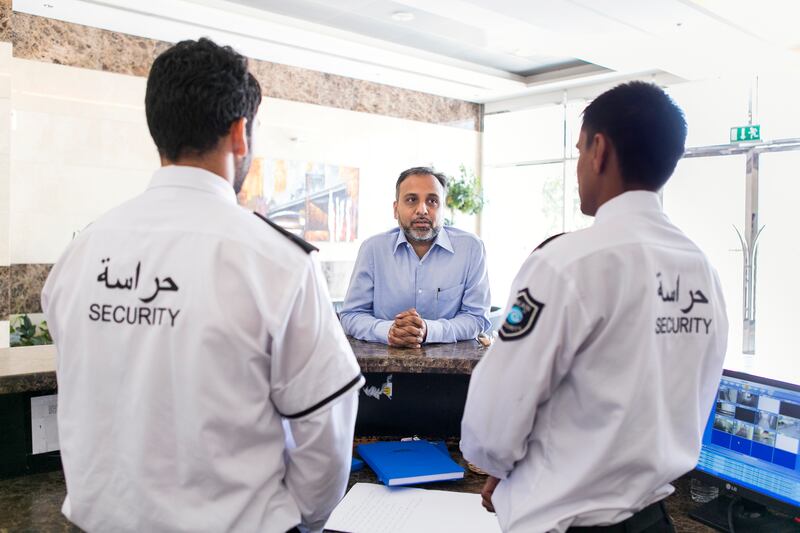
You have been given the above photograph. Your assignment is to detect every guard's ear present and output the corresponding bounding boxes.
[591,131,608,175]
[229,117,248,158]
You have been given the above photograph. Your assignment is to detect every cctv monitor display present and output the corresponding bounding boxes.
[692,370,800,530]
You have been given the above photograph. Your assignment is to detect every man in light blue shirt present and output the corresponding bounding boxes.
[341,167,491,346]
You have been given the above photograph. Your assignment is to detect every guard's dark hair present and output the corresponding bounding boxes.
[145,38,262,161]
[395,167,448,199]
[582,81,686,190]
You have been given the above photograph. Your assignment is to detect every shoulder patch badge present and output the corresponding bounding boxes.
[499,288,545,341]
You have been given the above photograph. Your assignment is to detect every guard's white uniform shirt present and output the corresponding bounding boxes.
[42,166,364,533]
[461,191,728,533]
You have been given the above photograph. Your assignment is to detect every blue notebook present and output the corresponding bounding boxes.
[356,440,464,486]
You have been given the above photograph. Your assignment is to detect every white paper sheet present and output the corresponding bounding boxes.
[30,394,59,454]
[324,482,502,533]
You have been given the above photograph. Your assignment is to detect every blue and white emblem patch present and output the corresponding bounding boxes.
[499,288,544,341]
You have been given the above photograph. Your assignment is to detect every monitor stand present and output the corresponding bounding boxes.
[688,494,800,532]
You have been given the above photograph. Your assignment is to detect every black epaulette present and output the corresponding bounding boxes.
[253,212,318,254]
[532,232,567,254]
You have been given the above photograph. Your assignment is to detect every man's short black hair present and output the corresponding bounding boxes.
[582,81,686,190]
[145,38,262,161]
[395,167,448,199]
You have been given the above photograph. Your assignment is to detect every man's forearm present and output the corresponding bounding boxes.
[425,313,485,343]
[285,392,358,531]
[340,312,392,343]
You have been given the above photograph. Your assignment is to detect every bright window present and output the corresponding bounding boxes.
[667,78,751,147]
[483,105,565,166]
[754,151,800,378]
[662,155,746,363]
[483,75,800,382]
[482,163,565,302]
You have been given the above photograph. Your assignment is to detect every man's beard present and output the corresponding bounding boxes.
[401,217,441,243]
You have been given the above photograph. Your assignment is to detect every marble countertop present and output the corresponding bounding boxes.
[348,439,715,532]
[351,337,487,374]
[0,348,763,532]
[0,337,487,396]
[0,345,58,394]
[0,441,715,532]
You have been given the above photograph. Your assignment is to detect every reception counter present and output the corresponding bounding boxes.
[346,441,715,533]
[0,338,486,395]
[349,338,486,437]
[0,345,58,395]
[351,337,487,374]
[0,346,60,479]
[0,443,715,533]
[0,342,716,532]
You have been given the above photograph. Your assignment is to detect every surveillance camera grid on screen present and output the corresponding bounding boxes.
[712,382,800,470]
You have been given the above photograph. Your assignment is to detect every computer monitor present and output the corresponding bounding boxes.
[691,369,800,531]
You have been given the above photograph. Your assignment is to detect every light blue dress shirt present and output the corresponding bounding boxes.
[340,226,491,344]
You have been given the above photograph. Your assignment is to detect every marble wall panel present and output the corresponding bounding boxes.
[0,0,10,43]
[10,264,51,314]
[100,30,171,77]
[6,261,358,316]
[9,11,479,130]
[1,1,8,324]
[12,12,104,70]
[250,59,479,129]
[0,264,8,319]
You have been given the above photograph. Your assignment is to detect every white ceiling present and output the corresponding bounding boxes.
[14,0,800,104]
[226,0,587,76]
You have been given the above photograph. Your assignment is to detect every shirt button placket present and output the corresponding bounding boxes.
[416,261,424,310]
[415,264,421,307]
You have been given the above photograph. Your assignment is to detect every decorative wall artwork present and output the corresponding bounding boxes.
[238,157,359,242]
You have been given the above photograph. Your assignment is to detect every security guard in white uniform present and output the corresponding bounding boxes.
[42,38,363,533]
[461,82,728,533]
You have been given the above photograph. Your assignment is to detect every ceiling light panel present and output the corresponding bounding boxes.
[688,0,800,48]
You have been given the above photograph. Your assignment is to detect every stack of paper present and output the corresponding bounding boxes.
[325,483,502,533]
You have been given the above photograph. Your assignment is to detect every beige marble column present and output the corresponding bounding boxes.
[0,40,10,347]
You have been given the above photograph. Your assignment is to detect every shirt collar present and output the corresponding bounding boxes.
[393,226,455,254]
[593,190,662,224]
[147,165,238,205]
[434,227,455,253]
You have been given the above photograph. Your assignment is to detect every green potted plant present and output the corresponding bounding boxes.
[446,164,484,225]
[10,314,53,347]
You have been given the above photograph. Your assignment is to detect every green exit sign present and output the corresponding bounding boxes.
[730,125,761,142]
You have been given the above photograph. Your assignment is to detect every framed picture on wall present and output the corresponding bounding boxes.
[238,158,359,242]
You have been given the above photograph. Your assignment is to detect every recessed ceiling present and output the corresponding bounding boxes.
[13,0,800,104]
[225,0,588,76]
